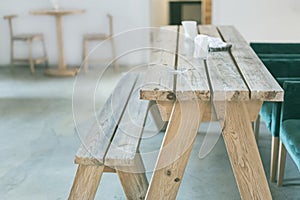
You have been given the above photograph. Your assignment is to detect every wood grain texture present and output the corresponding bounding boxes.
[199,25,249,101]
[156,101,174,121]
[217,26,284,102]
[75,73,137,165]
[68,165,104,200]
[145,101,207,200]
[105,75,150,167]
[216,26,247,44]
[220,101,272,200]
[176,26,210,101]
[140,26,178,101]
[116,153,149,200]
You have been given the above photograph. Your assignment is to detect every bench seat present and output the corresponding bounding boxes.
[69,72,150,200]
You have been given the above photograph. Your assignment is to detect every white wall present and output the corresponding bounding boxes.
[213,0,300,42]
[0,0,150,65]
[149,0,300,42]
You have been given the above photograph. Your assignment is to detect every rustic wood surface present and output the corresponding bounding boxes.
[140,26,178,101]
[145,101,207,200]
[199,25,250,101]
[75,73,137,165]
[116,153,149,200]
[217,26,283,101]
[140,25,283,102]
[140,25,281,200]
[219,101,272,199]
[105,75,150,167]
[68,165,104,200]
[176,26,210,101]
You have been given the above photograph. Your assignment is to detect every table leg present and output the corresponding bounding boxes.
[55,15,66,70]
[45,15,78,76]
[145,101,206,200]
[221,101,272,200]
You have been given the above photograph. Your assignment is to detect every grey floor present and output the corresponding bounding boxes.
[0,65,300,200]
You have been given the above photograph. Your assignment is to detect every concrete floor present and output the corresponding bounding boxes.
[0,65,300,200]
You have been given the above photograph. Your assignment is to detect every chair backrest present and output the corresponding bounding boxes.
[281,81,300,121]
[3,15,17,39]
[107,14,113,36]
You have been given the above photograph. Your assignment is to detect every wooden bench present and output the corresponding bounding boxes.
[68,73,149,200]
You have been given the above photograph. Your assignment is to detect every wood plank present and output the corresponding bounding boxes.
[145,101,207,199]
[217,26,284,102]
[176,26,210,101]
[199,25,250,101]
[68,165,104,200]
[116,153,149,200]
[105,75,150,167]
[216,26,247,44]
[75,73,138,165]
[140,26,178,101]
[221,101,272,200]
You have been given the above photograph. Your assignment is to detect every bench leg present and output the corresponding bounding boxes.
[145,101,204,199]
[116,153,149,200]
[68,165,104,200]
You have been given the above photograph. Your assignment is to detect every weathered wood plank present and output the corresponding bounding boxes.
[145,101,207,200]
[217,26,284,102]
[176,26,210,101]
[68,165,104,200]
[217,26,247,44]
[140,26,178,101]
[221,101,272,200]
[105,75,150,166]
[75,73,138,165]
[199,25,249,101]
[116,153,149,200]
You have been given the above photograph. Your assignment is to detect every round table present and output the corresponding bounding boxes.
[30,9,85,76]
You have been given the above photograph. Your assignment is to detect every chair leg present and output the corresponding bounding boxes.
[41,37,49,69]
[68,164,104,200]
[27,39,35,74]
[82,39,88,72]
[277,141,287,186]
[270,136,279,182]
[10,40,15,70]
[111,38,119,73]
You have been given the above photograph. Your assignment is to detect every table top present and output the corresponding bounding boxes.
[30,8,85,16]
[140,25,284,102]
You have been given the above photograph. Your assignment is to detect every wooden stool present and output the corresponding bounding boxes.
[82,14,119,73]
[3,15,48,74]
[69,73,149,199]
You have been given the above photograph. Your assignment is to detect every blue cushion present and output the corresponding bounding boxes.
[260,102,273,133]
[280,119,300,171]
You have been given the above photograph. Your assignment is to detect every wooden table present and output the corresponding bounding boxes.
[30,9,85,76]
[140,26,283,199]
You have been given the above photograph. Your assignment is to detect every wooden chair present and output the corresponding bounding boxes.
[277,80,300,186]
[3,14,48,74]
[82,14,119,73]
